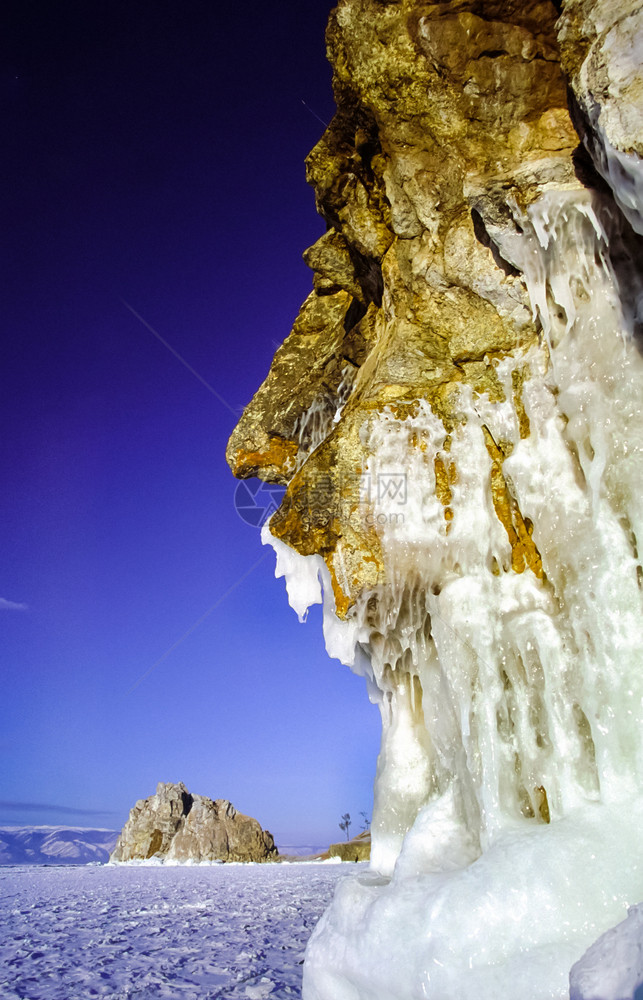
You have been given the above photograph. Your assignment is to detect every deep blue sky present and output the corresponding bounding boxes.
[0,0,379,846]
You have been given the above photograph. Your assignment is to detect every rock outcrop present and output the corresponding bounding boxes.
[329,830,371,862]
[228,1,643,997]
[227,0,579,616]
[110,783,278,863]
[228,0,643,848]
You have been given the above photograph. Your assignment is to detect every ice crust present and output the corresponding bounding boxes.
[263,186,643,1000]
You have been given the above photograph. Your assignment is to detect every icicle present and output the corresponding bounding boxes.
[294,365,355,468]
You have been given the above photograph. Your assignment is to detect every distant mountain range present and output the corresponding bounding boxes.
[0,827,332,865]
[276,845,327,857]
[0,827,119,865]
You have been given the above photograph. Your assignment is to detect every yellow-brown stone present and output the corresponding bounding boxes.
[482,426,543,578]
[226,0,576,608]
[231,437,299,482]
[511,365,531,440]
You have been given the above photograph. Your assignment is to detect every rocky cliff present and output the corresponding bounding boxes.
[110,783,278,863]
[228,1,643,997]
[228,0,642,619]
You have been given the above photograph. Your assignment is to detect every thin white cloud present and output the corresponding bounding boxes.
[0,801,112,816]
[0,598,28,611]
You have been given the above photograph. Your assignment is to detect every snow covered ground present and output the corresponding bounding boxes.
[0,861,361,999]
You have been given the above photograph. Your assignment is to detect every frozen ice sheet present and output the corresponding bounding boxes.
[0,861,361,999]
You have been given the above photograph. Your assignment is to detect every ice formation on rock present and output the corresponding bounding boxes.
[227,0,643,996]
[558,0,643,232]
[294,365,355,469]
[570,904,643,1000]
[281,188,643,999]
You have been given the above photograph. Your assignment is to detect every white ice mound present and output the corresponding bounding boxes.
[304,799,643,1000]
[570,904,643,1000]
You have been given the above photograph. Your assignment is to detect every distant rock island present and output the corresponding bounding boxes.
[110,782,278,863]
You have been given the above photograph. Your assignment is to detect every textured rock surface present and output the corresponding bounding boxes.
[227,0,579,616]
[329,830,371,862]
[559,0,643,154]
[110,783,278,863]
[558,0,643,230]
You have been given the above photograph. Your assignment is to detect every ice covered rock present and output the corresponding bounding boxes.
[570,905,643,1000]
[110,782,277,863]
[227,0,643,996]
[559,0,643,155]
[558,0,643,233]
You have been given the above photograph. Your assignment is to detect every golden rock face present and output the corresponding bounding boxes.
[227,0,578,617]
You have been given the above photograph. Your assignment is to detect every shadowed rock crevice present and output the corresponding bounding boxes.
[470,208,520,277]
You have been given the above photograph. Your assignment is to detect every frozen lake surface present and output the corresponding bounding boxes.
[0,861,361,999]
